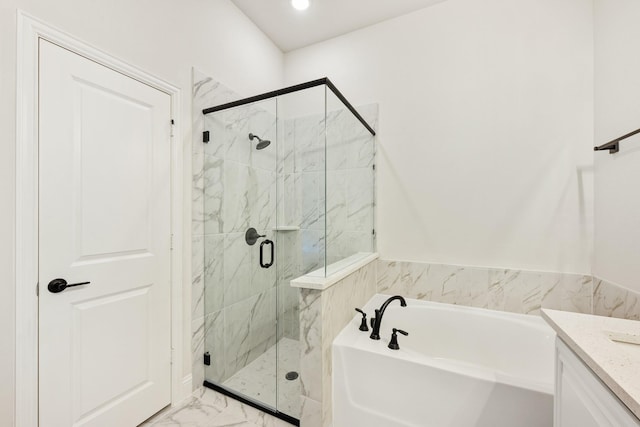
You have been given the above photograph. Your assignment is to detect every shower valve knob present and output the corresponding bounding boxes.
[245,227,266,246]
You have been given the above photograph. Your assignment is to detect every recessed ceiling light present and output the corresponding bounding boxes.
[291,0,309,11]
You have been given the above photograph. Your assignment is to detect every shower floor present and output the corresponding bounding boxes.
[221,337,300,419]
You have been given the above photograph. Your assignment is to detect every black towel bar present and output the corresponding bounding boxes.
[594,127,640,154]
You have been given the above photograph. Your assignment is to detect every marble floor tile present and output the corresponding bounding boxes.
[222,338,300,419]
[139,386,293,427]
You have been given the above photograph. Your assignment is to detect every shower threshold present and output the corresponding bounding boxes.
[202,381,299,426]
[203,337,301,426]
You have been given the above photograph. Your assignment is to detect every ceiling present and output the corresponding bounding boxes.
[231,0,447,52]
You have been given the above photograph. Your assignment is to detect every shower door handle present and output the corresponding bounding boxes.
[260,239,274,269]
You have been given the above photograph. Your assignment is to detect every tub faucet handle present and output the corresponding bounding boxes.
[355,308,369,332]
[388,328,409,350]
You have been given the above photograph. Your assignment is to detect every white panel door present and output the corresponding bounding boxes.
[38,39,172,427]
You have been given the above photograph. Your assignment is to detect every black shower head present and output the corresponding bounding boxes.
[248,133,271,150]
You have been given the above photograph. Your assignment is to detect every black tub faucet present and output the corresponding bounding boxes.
[370,295,407,340]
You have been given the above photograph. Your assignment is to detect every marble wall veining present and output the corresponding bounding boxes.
[325,106,377,268]
[285,106,378,276]
[376,259,593,315]
[298,260,378,427]
[376,259,640,323]
[593,276,640,321]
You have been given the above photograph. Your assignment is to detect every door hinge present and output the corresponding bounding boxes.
[36,282,39,297]
[170,119,175,137]
[170,234,174,250]
[204,352,211,366]
[372,164,376,170]
[372,229,376,236]
[203,130,210,144]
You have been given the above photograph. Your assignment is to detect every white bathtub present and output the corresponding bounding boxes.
[333,294,556,427]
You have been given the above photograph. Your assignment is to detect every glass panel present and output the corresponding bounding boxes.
[202,98,278,410]
[276,85,327,279]
[325,90,376,276]
[274,85,325,418]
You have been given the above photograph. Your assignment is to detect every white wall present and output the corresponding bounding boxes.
[593,0,640,292]
[284,0,594,274]
[0,1,283,424]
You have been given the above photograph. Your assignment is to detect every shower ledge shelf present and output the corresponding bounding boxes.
[291,252,379,291]
[271,226,300,232]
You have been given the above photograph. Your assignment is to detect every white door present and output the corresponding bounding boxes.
[38,39,172,427]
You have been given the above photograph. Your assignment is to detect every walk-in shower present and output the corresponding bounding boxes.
[193,76,377,424]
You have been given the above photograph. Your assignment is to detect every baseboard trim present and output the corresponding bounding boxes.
[180,374,193,401]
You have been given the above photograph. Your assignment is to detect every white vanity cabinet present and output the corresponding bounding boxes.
[555,339,640,427]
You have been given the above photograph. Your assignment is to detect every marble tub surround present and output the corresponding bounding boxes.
[542,309,640,420]
[594,276,640,321]
[298,258,377,427]
[377,259,593,316]
[376,260,640,322]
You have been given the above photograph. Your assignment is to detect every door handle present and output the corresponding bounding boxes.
[48,278,90,293]
[259,239,274,269]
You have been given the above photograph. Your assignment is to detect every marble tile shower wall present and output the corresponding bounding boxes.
[325,106,377,267]
[281,105,378,275]
[276,105,379,341]
[192,69,280,389]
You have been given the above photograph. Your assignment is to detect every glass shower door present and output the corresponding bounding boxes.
[202,98,279,411]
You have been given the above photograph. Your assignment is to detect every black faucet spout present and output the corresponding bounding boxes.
[370,295,407,340]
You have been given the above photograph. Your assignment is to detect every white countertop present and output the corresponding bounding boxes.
[290,252,378,291]
[542,309,640,419]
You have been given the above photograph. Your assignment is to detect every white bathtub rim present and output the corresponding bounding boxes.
[366,293,552,328]
[336,293,555,395]
[334,331,553,395]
